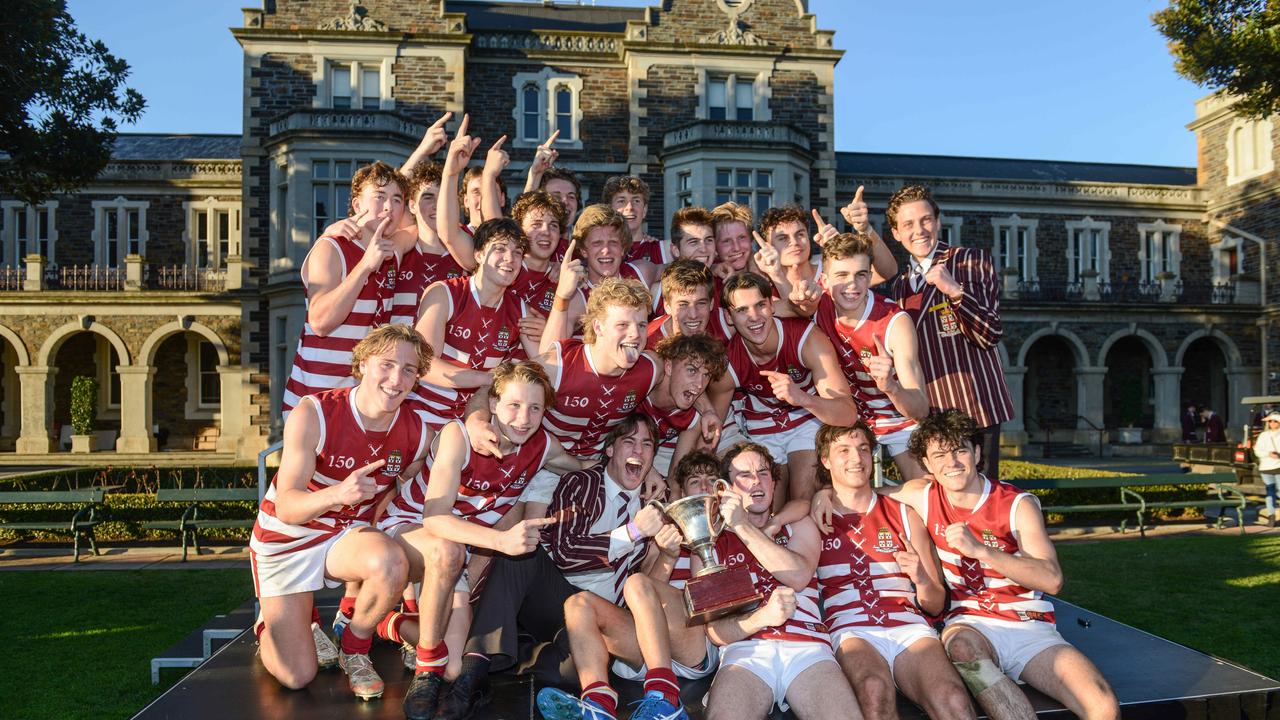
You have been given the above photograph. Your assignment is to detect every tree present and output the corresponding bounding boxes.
[0,0,145,204]
[1152,0,1280,119]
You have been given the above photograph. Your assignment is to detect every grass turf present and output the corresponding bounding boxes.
[0,569,251,720]
[1055,533,1280,681]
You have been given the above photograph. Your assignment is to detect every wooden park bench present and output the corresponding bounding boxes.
[0,487,107,561]
[1006,472,1246,537]
[143,488,257,561]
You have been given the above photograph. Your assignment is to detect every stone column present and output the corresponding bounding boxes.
[1003,365,1027,449]
[1157,271,1178,302]
[1079,268,1100,301]
[115,365,156,453]
[216,365,245,453]
[1001,267,1020,299]
[125,254,144,291]
[1150,366,1184,443]
[15,365,54,453]
[23,254,44,291]
[1224,367,1260,438]
[224,256,246,291]
[1074,366,1108,448]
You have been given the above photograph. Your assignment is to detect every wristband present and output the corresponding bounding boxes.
[626,520,641,542]
[553,295,572,312]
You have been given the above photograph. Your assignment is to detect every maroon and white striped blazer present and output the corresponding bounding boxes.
[890,242,1014,428]
[540,464,645,580]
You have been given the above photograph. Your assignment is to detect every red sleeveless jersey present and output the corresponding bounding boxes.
[252,386,428,556]
[724,317,818,436]
[283,236,405,414]
[817,494,929,633]
[638,396,698,457]
[814,293,916,437]
[923,477,1056,625]
[415,277,527,425]
[512,263,557,316]
[628,233,670,265]
[412,247,467,288]
[543,340,659,457]
[716,524,828,644]
[384,421,552,530]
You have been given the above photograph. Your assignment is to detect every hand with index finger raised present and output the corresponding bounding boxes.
[841,185,870,233]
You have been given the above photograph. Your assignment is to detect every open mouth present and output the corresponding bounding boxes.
[746,321,766,338]
[624,457,645,481]
[681,390,698,407]
[748,490,766,503]
[681,319,705,332]
[619,340,640,364]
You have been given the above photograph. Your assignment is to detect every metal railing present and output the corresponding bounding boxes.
[0,265,21,291]
[151,265,227,292]
[49,265,125,291]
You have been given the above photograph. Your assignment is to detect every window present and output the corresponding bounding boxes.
[706,74,756,121]
[98,341,121,411]
[715,168,773,219]
[676,171,693,208]
[186,199,241,270]
[939,216,962,247]
[1227,117,1274,185]
[91,198,148,267]
[1063,218,1110,283]
[991,215,1038,280]
[312,158,373,237]
[1,201,56,266]
[327,61,382,110]
[511,70,583,149]
[1213,236,1244,283]
[1137,220,1182,282]
[199,341,220,407]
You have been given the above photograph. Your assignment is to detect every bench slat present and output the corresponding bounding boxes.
[154,489,257,503]
[1008,473,1236,490]
[0,488,106,504]
[2,520,103,530]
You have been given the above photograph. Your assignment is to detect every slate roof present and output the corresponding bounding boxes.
[836,151,1197,186]
[111,134,241,161]
[446,0,643,33]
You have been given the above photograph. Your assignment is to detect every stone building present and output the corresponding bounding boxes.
[0,0,1275,462]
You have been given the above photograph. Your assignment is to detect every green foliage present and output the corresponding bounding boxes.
[0,493,256,542]
[0,0,146,204]
[999,460,1137,480]
[69,375,98,435]
[0,465,259,492]
[1153,0,1280,119]
[0,569,250,720]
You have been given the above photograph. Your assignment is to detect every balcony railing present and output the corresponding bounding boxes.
[1015,280,1082,302]
[50,265,125,291]
[1097,280,1163,303]
[151,265,226,292]
[0,266,21,291]
[1011,279,1242,305]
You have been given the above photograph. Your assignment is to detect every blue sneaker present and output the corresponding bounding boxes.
[536,687,614,720]
[628,690,687,720]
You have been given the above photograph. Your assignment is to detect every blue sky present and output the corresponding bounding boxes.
[69,0,1205,167]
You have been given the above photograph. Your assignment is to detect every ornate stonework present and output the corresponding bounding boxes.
[317,4,387,32]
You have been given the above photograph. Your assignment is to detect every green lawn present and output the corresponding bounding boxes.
[1056,533,1280,680]
[0,569,251,720]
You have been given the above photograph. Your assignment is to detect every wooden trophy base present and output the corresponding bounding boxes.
[683,564,763,625]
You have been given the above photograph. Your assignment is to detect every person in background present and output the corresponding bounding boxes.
[1253,411,1280,527]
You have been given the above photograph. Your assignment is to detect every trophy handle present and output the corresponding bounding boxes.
[709,479,732,539]
[647,498,667,515]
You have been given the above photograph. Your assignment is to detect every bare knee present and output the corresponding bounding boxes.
[564,591,597,624]
[942,629,990,664]
[622,573,657,606]
[272,659,317,690]
[857,671,896,712]
[1080,684,1120,720]
[422,536,465,573]
[363,543,408,589]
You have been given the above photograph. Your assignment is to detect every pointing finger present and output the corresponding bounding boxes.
[811,208,827,230]
[491,135,507,152]
[873,334,887,355]
[526,516,559,527]
[563,237,578,261]
[430,111,453,129]
[853,185,864,205]
[456,113,470,137]
[357,459,387,475]
[540,128,561,148]
[752,230,768,247]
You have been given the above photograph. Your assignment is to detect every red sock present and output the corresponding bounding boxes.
[253,618,265,642]
[402,596,419,616]
[643,667,680,707]
[338,595,357,620]
[340,627,373,656]
[376,611,405,644]
[415,641,448,676]
[311,606,321,626]
[582,682,618,718]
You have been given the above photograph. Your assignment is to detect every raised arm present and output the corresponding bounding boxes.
[479,135,509,223]
[400,112,452,176]
[437,114,483,272]
[523,130,560,193]
[540,239,586,354]
[718,492,818,590]
[840,185,898,284]
[871,317,929,421]
[303,212,392,337]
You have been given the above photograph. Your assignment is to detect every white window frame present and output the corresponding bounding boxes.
[90,197,149,267]
[697,69,768,123]
[714,166,776,220]
[310,156,376,239]
[314,55,394,111]
[184,198,242,271]
[704,72,758,122]
[1226,116,1274,185]
[511,69,583,150]
[1137,220,1182,282]
[184,336,221,416]
[97,340,122,414]
[991,215,1038,281]
[1212,235,1245,283]
[939,215,962,247]
[1063,217,1111,283]
[1,201,57,267]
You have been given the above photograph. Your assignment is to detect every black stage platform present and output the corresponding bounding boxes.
[134,599,1279,719]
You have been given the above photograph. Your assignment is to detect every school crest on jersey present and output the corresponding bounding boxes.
[447,269,463,279]
[621,390,638,412]
[874,527,900,553]
[495,326,512,352]
[384,450,403,477]
[859,347,873,365]
[1016,610,1053,623]
[786,364,805,382]
[980,528,1003,550]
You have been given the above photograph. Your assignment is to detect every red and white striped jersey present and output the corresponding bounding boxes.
[252,387,428,557]
[544,340,660,458]
[817,494,929,633]
[724,317,818,436]
[644,310,732,350]
[922,477,1056,625]
[814,293,917,437]
[282,235,403,414]
[412,247,468,289]
[716,523,828,645]
[388,246,438,327]
[383,421,552,529]
[512,264,556,316]
[628,233,670,266]
[415,277,527,426]
[638,396,698,458]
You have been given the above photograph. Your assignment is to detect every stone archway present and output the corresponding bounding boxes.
[133,320,240,454]
[0,323,28,446]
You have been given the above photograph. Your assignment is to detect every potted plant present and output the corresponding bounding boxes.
[70,375,98,453]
